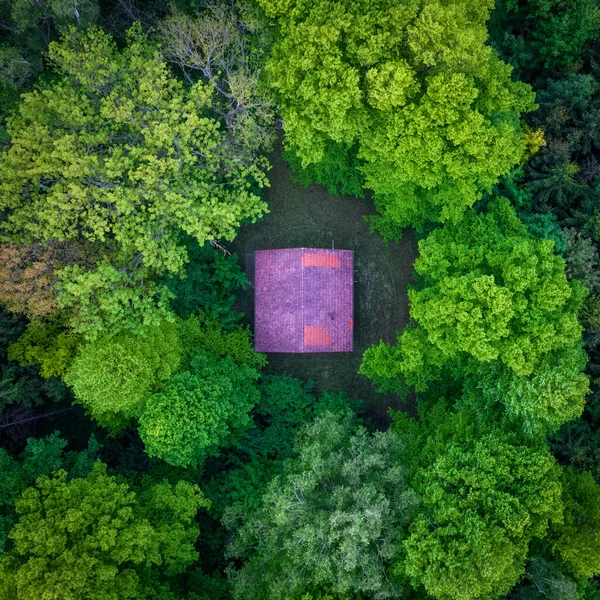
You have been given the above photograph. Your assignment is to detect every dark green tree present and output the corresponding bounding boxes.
[226,410,418,600]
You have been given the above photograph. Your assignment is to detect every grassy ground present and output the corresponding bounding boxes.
[230,142,419,428]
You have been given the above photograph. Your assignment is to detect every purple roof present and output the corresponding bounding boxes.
[254,248,354,353]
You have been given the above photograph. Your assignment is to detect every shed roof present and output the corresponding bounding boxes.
[254,248,353,353]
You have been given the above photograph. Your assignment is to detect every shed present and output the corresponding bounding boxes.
[254,248,354,353]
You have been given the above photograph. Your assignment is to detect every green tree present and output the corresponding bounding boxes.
[361,198,586,395]
[158,1,276,161]
[0,24,268,337]
[490,0,600,76]
[260,0,535,231]
[550,467,600,578]
[0,432,99,554]
[138,350,261,467]
[0,461,208,600]
[0,308,67,412]
[7,319,80,379]
[226,410,418,600]
[396,406,564,600]
[161,239,248,329]
[64,319,183,430]
[460,345,590,436]
[507,556,579,600]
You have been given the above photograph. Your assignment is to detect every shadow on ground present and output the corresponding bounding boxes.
[230,143,419,428]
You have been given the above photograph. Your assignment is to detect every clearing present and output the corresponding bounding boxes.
[230,142,419,426]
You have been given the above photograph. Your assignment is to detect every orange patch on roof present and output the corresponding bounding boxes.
[349,319,353,331]
[304,325,332,346]
[302,253,341,268]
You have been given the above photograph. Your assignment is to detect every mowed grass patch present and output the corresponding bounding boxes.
[230,142,419,427]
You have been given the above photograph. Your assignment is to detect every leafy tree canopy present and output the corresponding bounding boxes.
[490,0,600,76]
[361,198,586,400]
[0,432,99,554]
[395,404,564,600]
[550,467,600,578]
[0,24,269,337]
[226,410,418,600]
[0,461,208,600]
[138,350,261,467]
[259,0,535,230]
[64,318,184,430]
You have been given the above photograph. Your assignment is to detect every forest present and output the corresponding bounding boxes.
[1,0,600,598]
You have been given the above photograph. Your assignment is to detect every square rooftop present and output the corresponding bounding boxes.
[254,248,354,353]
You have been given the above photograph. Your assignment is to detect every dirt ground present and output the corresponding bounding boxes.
[230,143,419,428]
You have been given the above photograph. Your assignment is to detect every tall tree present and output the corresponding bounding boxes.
[0,432,98,554]
[0,461,208,600]
[395,405,564,600]
[158,1,276,161]
[549,467,600,578]
[0,24,269,337]
[361,198,588,434]
[138,350,261,467]
[226,410,418,600]
[259,0,536,232]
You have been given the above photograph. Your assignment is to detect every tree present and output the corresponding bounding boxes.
[0,308,67,418]
[160,238,248,329]
[0,24,269,337]
[550,467,600,578]
[259,0,535,231]
[562,228,600,293]
[0,432,99,554]
[0,241,96,319]
[64,315,264,465]
[490,0,600,76]
[0,461,209,600]
[460,344,590,436]
[138,350,261,467]
[158,1,276,160]
[207,376,360,518]
[0,0,99,124]
[284,141,365,198]
[360,198,586,397]
[64,319,184,430]
[508,556,578,600]
[396,406,564,600]
[226,410,418,600]
[7,319,80,379]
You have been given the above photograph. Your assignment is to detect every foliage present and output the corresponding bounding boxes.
[207,376,360,518]
[64,319,183,430]
[55,262,175,340]
[138,350,261,467]
[284,141,365,198]
[490,0,600,76]
[0,432,99,554]
[0,242,97,319]
[8,319,80,379]
[226,410,418,600]
[460,345,590,436]
[508,556,578,600]
[161,239,248,329]
[562,228,600,293]
[550,467,600,578]
[360,198,586,401]
[0,308,67,412]
[0,24,268,337]
[260,0,535,231]
[396,405,564,600]
[0,461,208,600]
[158,1,276,160]
[179,316,266,370]
[0,0,99,126]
